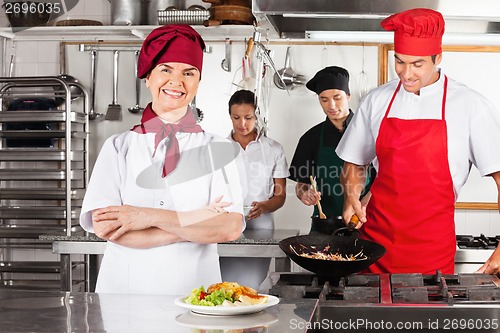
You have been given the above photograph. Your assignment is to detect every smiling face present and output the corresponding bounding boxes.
[145,62,200,120]
[230,102,257,138]
[394,53,442,95]
[318,88,350,123]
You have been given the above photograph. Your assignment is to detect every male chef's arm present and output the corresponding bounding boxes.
[295,181,321,206]
[475,171,500,275]
[341,162,368,228]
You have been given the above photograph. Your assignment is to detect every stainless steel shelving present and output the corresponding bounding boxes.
[0,76,89,291]
[0,25,259,41]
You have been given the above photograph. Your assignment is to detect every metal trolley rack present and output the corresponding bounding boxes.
[0,76,89,291]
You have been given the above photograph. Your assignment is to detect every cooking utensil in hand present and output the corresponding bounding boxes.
[105,50,122,120]
[128,50,144,114]
[310,176,326,219]
[88,49,103,120]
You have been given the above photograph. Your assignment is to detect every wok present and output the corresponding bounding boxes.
[279,230,386,277]
[311,215,344,235]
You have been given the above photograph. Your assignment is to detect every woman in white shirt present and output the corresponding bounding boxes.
[219,90,289,290]
[79,25,245,295]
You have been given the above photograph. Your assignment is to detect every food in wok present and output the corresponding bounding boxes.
[289,243,368,261]
[279,234,386,276]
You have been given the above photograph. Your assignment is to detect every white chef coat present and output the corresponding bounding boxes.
[228,131,290,230]
[220,132,289,291]
[336,70,500,199]
[80,130,245,295]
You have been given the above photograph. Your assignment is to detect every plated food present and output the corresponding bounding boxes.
[184,282,269,307]
[176,282,279,316]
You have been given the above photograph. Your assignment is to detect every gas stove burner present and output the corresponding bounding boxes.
[269,271,500,305]
[272,271,500,332]
[392,271,500,304]
[456,234,500,249]
[269,272,381,303]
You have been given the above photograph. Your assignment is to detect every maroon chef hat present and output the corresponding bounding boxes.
[137,24,205,79]
[381,8,445,56]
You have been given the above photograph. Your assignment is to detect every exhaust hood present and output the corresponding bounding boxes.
[252,0,500,40]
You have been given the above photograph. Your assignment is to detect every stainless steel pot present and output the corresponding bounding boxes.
[147,0,182,24]
[111,0,142,25]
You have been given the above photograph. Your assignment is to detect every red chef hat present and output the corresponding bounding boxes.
[137,24,205,79]
[381,8,445,56]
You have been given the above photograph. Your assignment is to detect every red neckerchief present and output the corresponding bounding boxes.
[131,103,203,177]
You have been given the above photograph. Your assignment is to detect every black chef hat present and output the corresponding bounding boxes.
[306,66,350,95]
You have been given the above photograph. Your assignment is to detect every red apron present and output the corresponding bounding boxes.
[364,76,456,274]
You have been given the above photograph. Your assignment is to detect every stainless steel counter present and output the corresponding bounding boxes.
[40,229,300,292]
[0,289,317,333]
[454,246,495,273]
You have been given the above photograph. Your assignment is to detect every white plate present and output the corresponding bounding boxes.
[174,294,279,316]
[176,310,279,329]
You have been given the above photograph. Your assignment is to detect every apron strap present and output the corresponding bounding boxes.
[384,81,402,118]
[441,75,448,120]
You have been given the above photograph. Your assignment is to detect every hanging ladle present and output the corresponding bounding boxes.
[88,49,103,120]
[273,45,305,90]
[128,50,144,114]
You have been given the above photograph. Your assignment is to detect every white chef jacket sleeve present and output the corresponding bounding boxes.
[336,97,378,166]
[209,142,246,232]
[468,93,500,176]
[80,135,123,232]
[272,141,290,179]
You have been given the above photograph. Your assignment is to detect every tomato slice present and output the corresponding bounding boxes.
[199,291,207,300]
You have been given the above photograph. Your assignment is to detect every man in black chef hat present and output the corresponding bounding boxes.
[288,66,375,233]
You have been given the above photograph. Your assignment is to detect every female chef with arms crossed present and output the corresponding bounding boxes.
[79,25,245,295]
[337,8,500,275]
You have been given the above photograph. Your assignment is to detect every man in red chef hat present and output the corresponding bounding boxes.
[336,8,500,274]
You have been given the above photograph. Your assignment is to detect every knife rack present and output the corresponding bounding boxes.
[0,76,89,291]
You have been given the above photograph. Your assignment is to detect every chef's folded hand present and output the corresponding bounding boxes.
[92,205,153,241]
[204,195,231,214]
[475,248,500,275]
